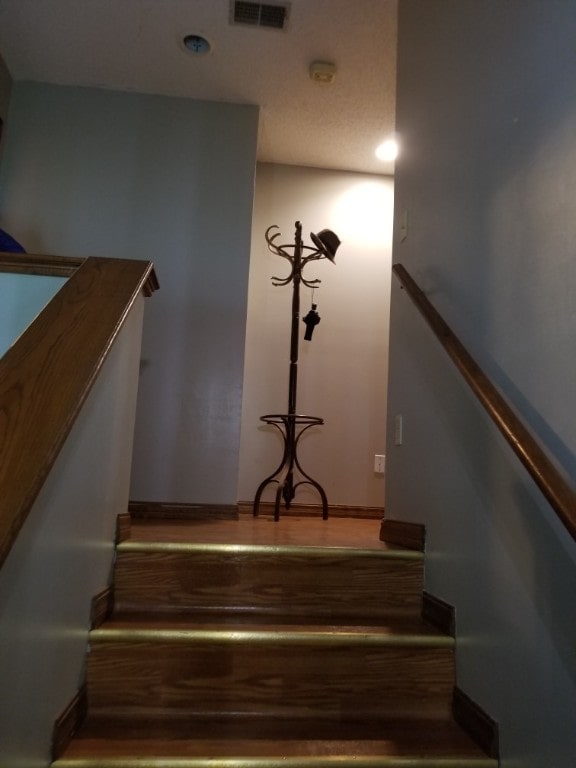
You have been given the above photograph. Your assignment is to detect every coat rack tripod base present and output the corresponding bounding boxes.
[252,413,328,522]
[251,221,341,523]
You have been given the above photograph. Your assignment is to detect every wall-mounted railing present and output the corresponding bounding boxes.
[393,263,576,542]
[0,254,158,568]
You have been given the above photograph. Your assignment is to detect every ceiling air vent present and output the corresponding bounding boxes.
[231,1,290,31]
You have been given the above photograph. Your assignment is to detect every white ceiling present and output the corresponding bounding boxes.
[0,0,397,176]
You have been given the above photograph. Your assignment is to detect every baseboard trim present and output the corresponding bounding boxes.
[52,684,87,760]
[90,586,114,629]
[238,501,384,519]
[453,686,499,759]
[422,591,455,636]
[379,518,425,550]
[116,512,131,543]
[129,501,239,520]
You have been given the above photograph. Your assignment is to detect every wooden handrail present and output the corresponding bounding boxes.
[393,263,576,542]
[0,252,85,276]
[0,256,159,568]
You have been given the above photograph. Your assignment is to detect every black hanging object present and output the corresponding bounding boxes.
[303,304,321,341]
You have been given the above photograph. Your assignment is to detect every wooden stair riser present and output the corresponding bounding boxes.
[87,635,454,719]
[113,547,424,617]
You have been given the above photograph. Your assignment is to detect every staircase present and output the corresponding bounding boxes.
[52,514,498,767]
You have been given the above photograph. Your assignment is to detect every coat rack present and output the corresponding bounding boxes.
[252,220,341,521]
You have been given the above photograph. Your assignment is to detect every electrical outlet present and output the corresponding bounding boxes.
[374,454,385,474]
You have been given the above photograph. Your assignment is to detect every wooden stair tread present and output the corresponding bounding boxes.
[127,516,393,551]
[56,716,496,762]
[99,612,450,640]
[52,745,498,768]
[117,539,422,560]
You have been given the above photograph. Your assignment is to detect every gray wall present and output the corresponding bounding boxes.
[0,273,65,356]
[0,296,145,767]
[0,52,11,161]
[0,82,259,504]
[386,2,576,765]
[0,53,10,116]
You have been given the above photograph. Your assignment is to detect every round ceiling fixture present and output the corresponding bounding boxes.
[182,34,211,54]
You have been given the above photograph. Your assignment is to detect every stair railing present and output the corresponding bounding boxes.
[393,263,576,542]
[0,252,85,276]
[0,253,158,568]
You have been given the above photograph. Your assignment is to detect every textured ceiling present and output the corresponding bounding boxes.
[0,0,397,175]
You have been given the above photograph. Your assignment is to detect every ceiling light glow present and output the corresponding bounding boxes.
[330,181,394,247]
[376,138,399,163]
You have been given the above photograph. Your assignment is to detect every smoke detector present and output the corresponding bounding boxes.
[309,61,337,85]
